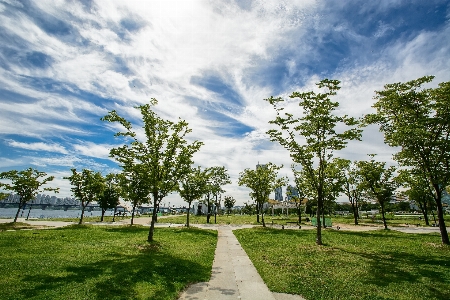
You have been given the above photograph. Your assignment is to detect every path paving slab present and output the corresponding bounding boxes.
[178,226,305,300]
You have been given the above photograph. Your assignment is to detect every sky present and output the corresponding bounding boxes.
[0,0,449,207]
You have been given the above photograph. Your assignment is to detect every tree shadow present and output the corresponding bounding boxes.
[16,228,215,299]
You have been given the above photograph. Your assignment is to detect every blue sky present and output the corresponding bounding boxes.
[0,0,449,205]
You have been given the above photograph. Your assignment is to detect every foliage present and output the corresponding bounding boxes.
[357,155,397,230]
[64,168,105,225]
[98,173,121,222]
[223,195,236,215]
[238,162,287,227]
[397,169,435,225]
[235,228,450,300]
[335,158,366,225]
[266,79,362,244]
[178,166,209,227]
[0,168,59,223]
[102,98,203,241]
[117,167,151,225]
[0,226,217,300]
[202,166,231,223]
[365,76,450,244]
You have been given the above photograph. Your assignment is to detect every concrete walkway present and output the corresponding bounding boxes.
[178,227,305,300]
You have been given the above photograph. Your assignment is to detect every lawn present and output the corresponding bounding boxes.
[234,228,450,300]
[0,225,217,300]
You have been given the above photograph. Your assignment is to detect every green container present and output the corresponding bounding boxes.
[311,217,332,227]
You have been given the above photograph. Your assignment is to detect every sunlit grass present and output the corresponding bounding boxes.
[234,227,450,300]
[0,222,46,231]
[0,225,217,300]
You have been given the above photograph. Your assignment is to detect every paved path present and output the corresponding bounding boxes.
[178,226,305,300]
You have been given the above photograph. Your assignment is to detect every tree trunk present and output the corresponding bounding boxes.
[79,204,86,225]
[14,204,22,223]
[261,212,266,227]
[101,208,106,222]
[351,200,358,225]
[418,201,430,226]
[112,206,117,222]
[256,202,260,223]
[316,203,322,245]
[131,204,136,226]
[13,198,26,223]
[435,191,449,244]
[148,200,158,242]
[297,204,302,224]
[186,202,191,227]
[380,201,388,230]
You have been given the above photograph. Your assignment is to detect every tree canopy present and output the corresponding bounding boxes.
[64,168,105,225]
[0,168,59,223]
[178,166,209,227]
[266,79,362,244]
[238,162,287,227]
[102,98,203,241]
[357,155,397,230]
[365,76,450,244]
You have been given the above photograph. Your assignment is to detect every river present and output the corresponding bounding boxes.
[0,207,115,219]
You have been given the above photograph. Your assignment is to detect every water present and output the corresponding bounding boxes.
[0,207,116,219]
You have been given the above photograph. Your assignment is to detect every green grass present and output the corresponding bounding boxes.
[234,228,450,300]
[0,222,47,231]
[0,225,217,300]
[160,214,308,226]
[333,214,450,227]
[48,216,123,222]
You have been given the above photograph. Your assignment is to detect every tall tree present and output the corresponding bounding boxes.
[102,99,202,241]
[0,168,59,223]
[266,79,362,245]
[98,173,121,222]
[290,168,311,224]
[65,168,105,225]
[335,159,365,225]
[397,169,434,226]
[357,155,397,230]
[224,195,236,216]
[117,166,152,226]
[206,166,231,223]
[178,166,209,227]
[365,76,450,244]
[238,162,288,227]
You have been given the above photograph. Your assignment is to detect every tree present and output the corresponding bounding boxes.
[117,166,152,226]
[102,99,203,241]
[98,173,121,222]
[365,76,450,244]
[397,169,435,225]
[266,79,362,245]
[336,159,365,225]
[238,162,288,227]
[206,166,231,223]
[290,168,311,224]
[224,195,236,215]
[178,166,209,227]
[0,168,59,223]
[357,155,397,230]
[65,168,105,225]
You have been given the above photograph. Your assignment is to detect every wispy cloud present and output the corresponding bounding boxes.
[7,140,68,154]
[0,0,449,205]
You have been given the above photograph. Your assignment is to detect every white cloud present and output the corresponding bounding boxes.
[7,140,68,154]
[1,0,450,206]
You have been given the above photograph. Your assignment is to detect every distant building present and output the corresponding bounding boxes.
[286,185,299,200]
[275,187,283,201]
